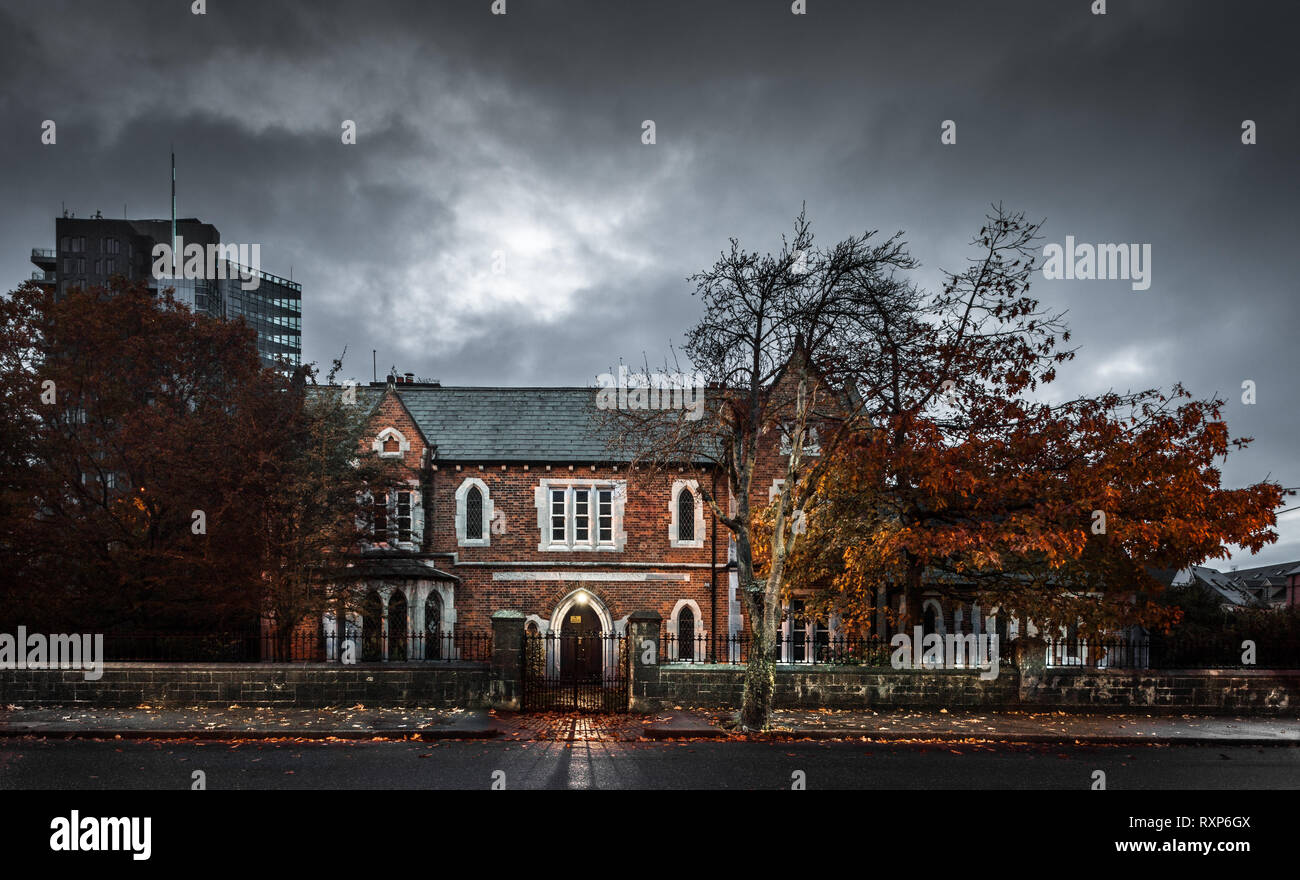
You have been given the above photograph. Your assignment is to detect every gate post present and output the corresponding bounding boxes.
[1014,635,1046,708]
[628,610,662,714]
[489,610,526,710]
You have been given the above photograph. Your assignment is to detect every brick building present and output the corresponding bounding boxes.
[320,374,736,666]
[313,369,1010,670]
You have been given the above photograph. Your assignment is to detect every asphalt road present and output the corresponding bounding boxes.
[2,739,1297,789]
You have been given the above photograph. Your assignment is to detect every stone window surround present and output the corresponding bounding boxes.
[454,477,493,548]
[366,480,422,551]
[534,478,628,552]
[372,426,411,459]
[669,478,706,549]
[322,580,455,661]
[665,598,706,661]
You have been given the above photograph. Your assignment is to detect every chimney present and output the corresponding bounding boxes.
[405,372,415,384]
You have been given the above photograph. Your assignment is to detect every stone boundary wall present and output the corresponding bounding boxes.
[2,661,1296,715]
[652,664,1299,714]
[1024,668,1298,713]
[0,663,489,708]
[656,663,1019,709]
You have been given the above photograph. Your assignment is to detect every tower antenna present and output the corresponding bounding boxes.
[170,146,177,273]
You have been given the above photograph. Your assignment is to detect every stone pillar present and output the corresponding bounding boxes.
[628,610,662,713]
[1014,635,1046,706]
[489,610,526,711]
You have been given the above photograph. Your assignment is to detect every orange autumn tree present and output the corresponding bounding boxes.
[614,205,1078,730]
[777,370,1283,641]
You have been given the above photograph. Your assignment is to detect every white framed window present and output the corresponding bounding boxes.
[455,477,493,547]
[597,487,614,543]
[535,479,626,551]
[372,490,388,539]
[669,479,705,549]
[368,484,422,548]
[395,490,412,543]
[372,427,410,459]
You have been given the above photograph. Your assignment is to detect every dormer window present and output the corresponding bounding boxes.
[455,478,493,547]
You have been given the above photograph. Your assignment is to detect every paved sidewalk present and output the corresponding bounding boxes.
[0,706,496,740]
[0,705,1295,745]
[741,709,1300,745]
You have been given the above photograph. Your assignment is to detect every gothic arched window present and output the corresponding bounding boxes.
[677,488,695,542]
[679,605,696,661]
[466,486,483,540]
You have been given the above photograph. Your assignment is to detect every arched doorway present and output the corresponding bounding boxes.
[522,589,627,712]
[560,603,602,681]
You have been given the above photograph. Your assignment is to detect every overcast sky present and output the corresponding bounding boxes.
[1,0,1296,566]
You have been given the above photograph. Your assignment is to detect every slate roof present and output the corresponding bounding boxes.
[335,384,716,464]
[399,386,617,461]
[1216,561,1300,582]
[1182,565,1260,607]
[336,552,458,582]
[1173,560,1299,607]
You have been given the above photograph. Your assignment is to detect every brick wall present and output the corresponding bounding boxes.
[427,463,721,635]
[356,387,728,640]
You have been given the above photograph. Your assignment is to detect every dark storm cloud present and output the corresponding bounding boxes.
[1,0,1296,563]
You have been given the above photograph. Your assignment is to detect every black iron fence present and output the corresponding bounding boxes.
[1045,633,1300,669]
[660,631,895,666]
[1043,636,1150,668]
[521,631,629,713]
[98,629,492,663]
[64,626,1300,670]
[661,629,1300,669]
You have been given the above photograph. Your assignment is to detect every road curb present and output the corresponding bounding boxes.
[643,726,730,740]
[754,728,1299,746]
[0,726,499,741]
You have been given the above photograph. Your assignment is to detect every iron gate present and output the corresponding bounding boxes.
[521,631,629,712]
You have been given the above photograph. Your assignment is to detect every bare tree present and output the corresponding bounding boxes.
[602,208,917,730]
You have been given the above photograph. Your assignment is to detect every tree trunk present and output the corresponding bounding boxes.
[739,583,775,731]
